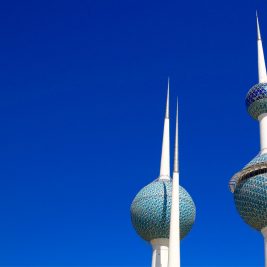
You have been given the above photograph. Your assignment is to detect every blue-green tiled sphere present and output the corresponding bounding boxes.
[130,179,196,241]
[234,174,267,231]
[246,83,267,120]
[244,153,267,168]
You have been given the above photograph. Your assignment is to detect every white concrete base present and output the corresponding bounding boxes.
[261,227,267,267]
[151,238,169,267]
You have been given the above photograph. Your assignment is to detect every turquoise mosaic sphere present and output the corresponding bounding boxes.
[234,174,267,231]
[130,179,196,241]
[246,83,267,120]
[244,153,267,168]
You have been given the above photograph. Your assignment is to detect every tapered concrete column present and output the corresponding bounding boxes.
[259,114,267,154]
[159,116,170,179]
[261,227,267,267]
[168,100,180,267]
[151,238,169,267]
[257,13,267,84]
[168,172,180,267]
[159,82,170,180]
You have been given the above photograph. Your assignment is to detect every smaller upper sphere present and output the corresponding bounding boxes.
[130,179,196,242]
[246,83,267,120]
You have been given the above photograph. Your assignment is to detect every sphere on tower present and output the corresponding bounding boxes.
[130,179,196,241]
[130,81,196,267]
[231,154,267,231]
[246,83,267,120]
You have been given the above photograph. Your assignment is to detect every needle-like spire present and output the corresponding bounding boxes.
[173,98,179,173]
[256,11,261,40]
[165,77,170,119]
[256,12,267,83]
[168,99,180,267]
[159,79,170,180]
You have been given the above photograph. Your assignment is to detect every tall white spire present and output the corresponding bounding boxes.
[256,12,267,83]
[159,79,170,180]
[168,99,180,267]
[173,99,179,173]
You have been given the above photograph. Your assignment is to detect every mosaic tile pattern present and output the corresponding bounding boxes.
[130,179,196,241]
[229,153,267,192]
[234,174,267,231]
[245,83,267,120]
[244,153,267,168]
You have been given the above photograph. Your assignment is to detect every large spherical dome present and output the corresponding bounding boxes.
[234,173,267,231]
[130,179,196,241]
[246,83,267,120]
[232,153,267,231]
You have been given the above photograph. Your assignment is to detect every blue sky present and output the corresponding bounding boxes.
[0,0,267,266]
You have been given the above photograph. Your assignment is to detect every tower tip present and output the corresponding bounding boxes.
[256,11,267,83]
[159,79,171,179]
[257,11,261,40]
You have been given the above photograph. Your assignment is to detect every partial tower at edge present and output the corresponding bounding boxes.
[229,12,267,267]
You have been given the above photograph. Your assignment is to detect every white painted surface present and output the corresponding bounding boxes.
[151,238,169,267]
[261,227,267,267]
[168,172,180,267]
[257,14,267,83]
[168,101,180,267]
[259,113,267,154]
[257,15,267,154]
[159,117,170,179]
[159,82,170,180]
[173,100,179,173]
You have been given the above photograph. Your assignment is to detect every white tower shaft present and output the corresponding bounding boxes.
[150,81,171,267]
[159,80,170,179]
[256,14,267,154]
[259,114,267,154]
[168,101,180,267]
[151,238,169,267]
[262,227,267,267]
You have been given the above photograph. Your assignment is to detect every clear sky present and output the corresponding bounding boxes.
[0,0,267,266]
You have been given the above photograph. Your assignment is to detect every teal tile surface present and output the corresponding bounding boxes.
[244,153,267,168]
[234,174,267,231]
[130,179,196,241]
[246,83,267,120]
